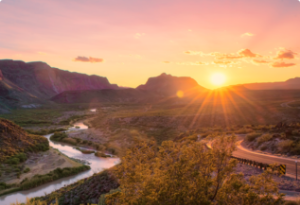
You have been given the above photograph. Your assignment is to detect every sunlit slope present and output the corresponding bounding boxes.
[0,118,49,162]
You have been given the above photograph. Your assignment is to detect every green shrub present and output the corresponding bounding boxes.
[245,133,261,142]
[50,132,68,141]
[24,167,30,173]
[26,128,67,135]
[257,134,272,145]
[20,165,90,190]
[6,157,20,165]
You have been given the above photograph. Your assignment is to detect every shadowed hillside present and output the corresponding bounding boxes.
[0,60,119,111]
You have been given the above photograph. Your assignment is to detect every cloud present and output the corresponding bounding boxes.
[274,48,297,59]
[177,61,207,66]
[37,51,47,55]
[241,33,254,37]
[270,61,296,68]
[186,49,260,59]
[134,33,145,39]
[184,50,205,56]
[238,49,259,58]
[74,56,104,63]
[252,59,270,65]
[163,61,171,63]
[213,60,234,65]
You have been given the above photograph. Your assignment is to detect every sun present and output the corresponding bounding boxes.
[211,73,226,86]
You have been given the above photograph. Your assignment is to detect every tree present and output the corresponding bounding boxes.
[106,135,284,205]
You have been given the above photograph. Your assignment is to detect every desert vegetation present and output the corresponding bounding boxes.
[0,119,49,163]
[244,123,300,155]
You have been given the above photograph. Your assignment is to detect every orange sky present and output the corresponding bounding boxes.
[0,0,299,89]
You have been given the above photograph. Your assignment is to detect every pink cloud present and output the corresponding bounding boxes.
[238,49,259,58]
[274,49,297,60]
[74,56,104,63]
[271,62,296,68]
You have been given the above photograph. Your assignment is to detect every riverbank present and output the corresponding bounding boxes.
[0,116,120,205]
[0,147,89,197]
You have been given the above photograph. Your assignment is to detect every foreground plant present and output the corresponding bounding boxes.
[105,135,284,205]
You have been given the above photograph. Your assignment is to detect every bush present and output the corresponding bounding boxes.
[257,134,272,145]
[6,157,20,165]
[291,142,300,155]
[50,132,68,141]
[235,128,252,134]
[5,152,28,164]
[260,145,268,151]
[292,130,300,136]
[95,152,109,158]
[20,165,90,190]
[278,140,294,153]
[245,133,261,142]
[24,167,30,173]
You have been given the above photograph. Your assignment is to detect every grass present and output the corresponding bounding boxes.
[0,108,62,127]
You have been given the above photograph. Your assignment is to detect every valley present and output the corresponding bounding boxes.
[1,61,300,204]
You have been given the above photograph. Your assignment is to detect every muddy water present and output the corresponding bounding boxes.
[0,120,120,205]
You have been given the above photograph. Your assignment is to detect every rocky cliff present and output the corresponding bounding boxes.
[136,73,208,96]
[0,60,119,110]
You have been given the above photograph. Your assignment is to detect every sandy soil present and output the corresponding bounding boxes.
[1,148,82,184]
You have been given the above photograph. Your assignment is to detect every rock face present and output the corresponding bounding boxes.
[136,73,208,96]
[52,73,209,104]
[0,60,119,109]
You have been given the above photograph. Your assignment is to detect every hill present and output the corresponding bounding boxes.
[241,77,300,90]
[137,73,208,96]
[0,60,119,111]
[51,88,164,104]
[51,73,209,104]
[0,118,49,162]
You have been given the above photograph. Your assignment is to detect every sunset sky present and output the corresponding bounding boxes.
[0,0,299,89]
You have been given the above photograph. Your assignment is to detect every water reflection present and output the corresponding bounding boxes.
[0,121,120,204]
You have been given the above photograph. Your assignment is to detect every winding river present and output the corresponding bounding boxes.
[0,117,120,205]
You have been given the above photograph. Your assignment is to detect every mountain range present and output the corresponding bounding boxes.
[0,60,118,112]
[1,59,300,112]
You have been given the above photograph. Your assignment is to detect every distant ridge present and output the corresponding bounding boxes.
[51,73,209,104]
[137,73,208,96]
[241,77,300,90]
